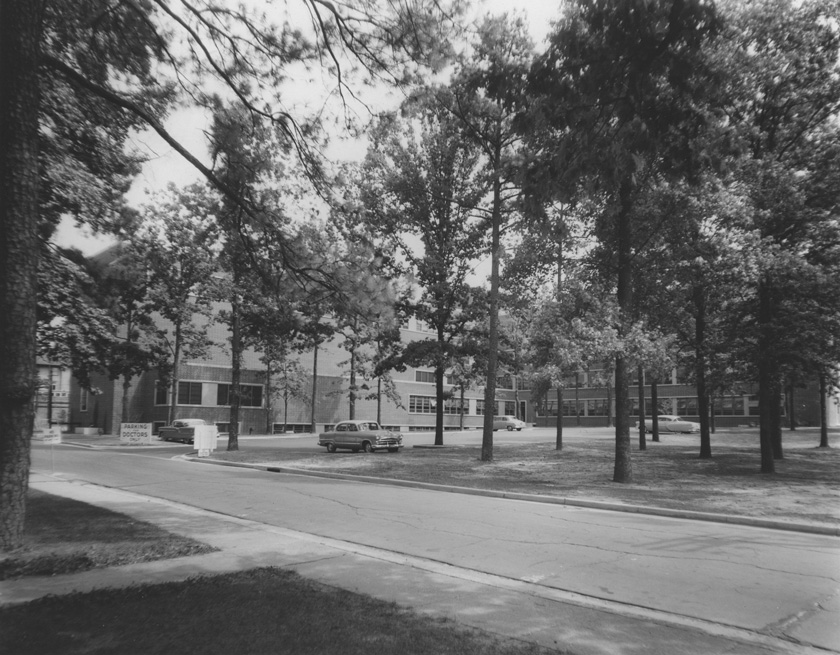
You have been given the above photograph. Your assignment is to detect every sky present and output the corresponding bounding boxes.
[52,0,563,256]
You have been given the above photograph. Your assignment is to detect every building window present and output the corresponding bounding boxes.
[415,370,436,384]
[273,423,312,434]
[476,399,499,416]
[217,384,263,408]
[587,399,609,416]
[631,398,659,416]
[155,382,168,406]
[541,400,578,417]
[676,397,698,416]
[409,395,464,414]
[79,388,88,412]
[178,381,203,406]
[715,396,745,416]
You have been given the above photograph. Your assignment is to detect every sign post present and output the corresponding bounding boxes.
[120,423,153,446]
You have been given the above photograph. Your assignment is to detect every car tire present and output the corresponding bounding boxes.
[363,441,374,453]
[326,443,336,453]
[507,425,514,431]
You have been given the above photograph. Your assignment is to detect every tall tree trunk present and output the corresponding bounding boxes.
[349,344,356,420]
[788,380,796,431]
[376,377,382,426]
[435,363,445,446]
[709,395,716,434]
[120,312,134,424]
[481,146,503,462]
[121,375,131,424]
[613,181,633,483]
[283,389,289,433]
[460,385,465,431]
[651,378,660,442]
[0,0,45,551]
[637,366,646,451]
[227,295,241,452]
[819,372,829,448]
[310,344,319,434]
[770,374,783,460]
[757,279,776,472]
[694,284,711,459]
[556,387,563,450]
[264,358,273,434]
[168,323,182,425]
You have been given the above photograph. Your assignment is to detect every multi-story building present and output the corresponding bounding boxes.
[64,248,838,434]
[534,367,839,429]
[67,312,530,436]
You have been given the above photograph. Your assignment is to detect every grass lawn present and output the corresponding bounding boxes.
[211,428,840,527]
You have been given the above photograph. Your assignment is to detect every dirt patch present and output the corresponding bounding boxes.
[211,429,840,528]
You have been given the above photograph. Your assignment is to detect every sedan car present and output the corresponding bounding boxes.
[318,420,403,453]
[636,415,700,434]
[493,415,526,431]
[158,418,208,444]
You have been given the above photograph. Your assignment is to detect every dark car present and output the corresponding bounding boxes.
[318,420,403,453]
[158,418,208,444]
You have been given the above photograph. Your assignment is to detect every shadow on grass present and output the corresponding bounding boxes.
[0,568,558,655]
[0,490,216,580]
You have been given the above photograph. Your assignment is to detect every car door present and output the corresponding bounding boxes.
[333,423,350,447]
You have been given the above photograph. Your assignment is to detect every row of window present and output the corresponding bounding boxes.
[155,381,264,408]
[408,395,517,416]
[413,370,529,391]
[539,395,758,418]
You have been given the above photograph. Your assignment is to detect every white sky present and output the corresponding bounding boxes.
[53,1,562,256]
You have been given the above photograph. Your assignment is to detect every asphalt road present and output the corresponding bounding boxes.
[31,440,840,652]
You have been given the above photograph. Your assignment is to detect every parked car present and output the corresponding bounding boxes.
[636,415,700,434]
[493,415,526,431]
[318,420,403,453]
[158,418,208,444]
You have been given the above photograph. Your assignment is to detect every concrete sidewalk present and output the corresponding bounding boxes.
[2,472,835,655]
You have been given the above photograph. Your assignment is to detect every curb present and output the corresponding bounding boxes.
[183,456,840,538]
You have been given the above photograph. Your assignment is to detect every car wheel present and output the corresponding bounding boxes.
[517,428,523,431]
[363,441,374,453]
[506,425,514,431]
[326,443,336,453]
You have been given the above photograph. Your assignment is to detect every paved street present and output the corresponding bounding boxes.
[28,440,840,653]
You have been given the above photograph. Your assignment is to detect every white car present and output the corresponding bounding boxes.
[493,416,526,431]
[636,415,700,434]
